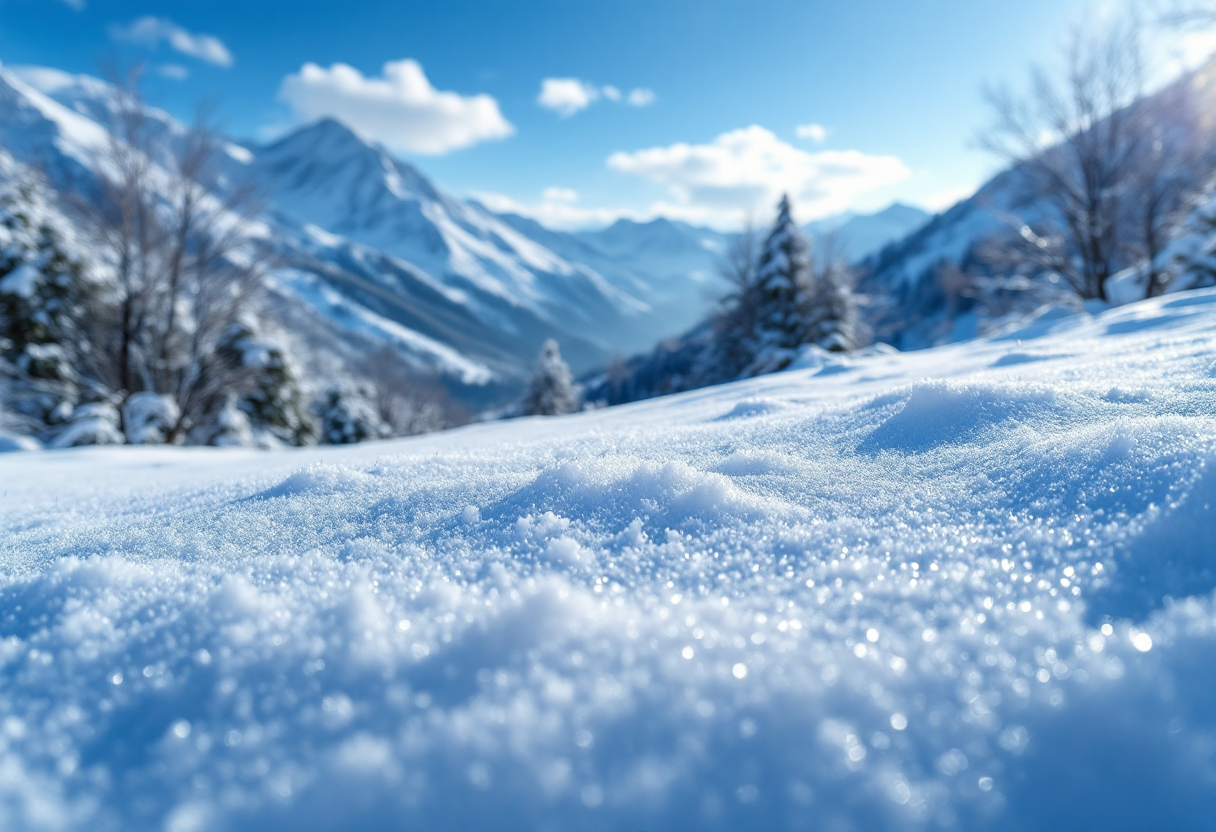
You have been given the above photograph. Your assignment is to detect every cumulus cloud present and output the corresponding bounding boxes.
[537,79,656,116]
[279,59,514,155]
[607,125,910,228]
[796,123,828,143]
[537,78,600,117]
[110,17,233,67]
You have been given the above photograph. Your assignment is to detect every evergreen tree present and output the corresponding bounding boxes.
[316,383,388,444]
[203,394,256,447]
[215,322,315,446]
[521,339,579,416]
[804,262,861,353]
[0,171,99,431]
[751,194,814,354]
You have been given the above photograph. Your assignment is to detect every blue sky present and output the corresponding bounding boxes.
[1,0,1213,229]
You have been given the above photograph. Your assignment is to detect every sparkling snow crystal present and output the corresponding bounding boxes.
[2,290,1216,831]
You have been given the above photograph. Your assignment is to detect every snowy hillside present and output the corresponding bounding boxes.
[493,211,732,338]
[860,59,1216,348]
[3,287,1215,831]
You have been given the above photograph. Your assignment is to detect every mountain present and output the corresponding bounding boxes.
[492,211,731,339]
[490,206,930,342]
[804,202,930,263]
[0,64,743,403]
[859,59,1216,348]
[250,119,653,349]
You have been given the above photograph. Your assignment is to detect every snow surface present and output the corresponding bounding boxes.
[2,290,1216,831]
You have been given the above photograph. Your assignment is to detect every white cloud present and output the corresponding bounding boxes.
[626,88,656,107]
[796,123,828,143]
[279,59,514,155]
[110,17,233,68]
[61,0,85,9]
[537,78,600,117]
[537,79,656,116]
[607,125,910,228]
[158,64,189,81]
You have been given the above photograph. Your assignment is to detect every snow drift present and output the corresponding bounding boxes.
[2,289,1216,831]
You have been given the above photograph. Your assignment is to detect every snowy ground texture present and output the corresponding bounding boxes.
[3,291,1216,832]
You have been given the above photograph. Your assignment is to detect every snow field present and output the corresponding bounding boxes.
[2,290,1216,830]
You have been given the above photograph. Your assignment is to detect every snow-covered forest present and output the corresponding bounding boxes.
[3,2,1216,831]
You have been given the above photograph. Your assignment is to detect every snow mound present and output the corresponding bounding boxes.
[259,463,379,499]
[860,380,1080,454]
[3,289,1216,831]
[717,397,787,420]
[48,403,124,449]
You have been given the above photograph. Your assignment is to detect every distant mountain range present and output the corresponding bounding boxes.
[805,202,930,263]
[0,62,930,405]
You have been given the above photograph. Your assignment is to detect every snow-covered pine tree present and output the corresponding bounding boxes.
[751,194,814,357]
[521,339,580,416]
[204,394,256,447]
[803,260,862,353]
[316,383,388,445]
[214,322,315,446]
[0,169,100,433]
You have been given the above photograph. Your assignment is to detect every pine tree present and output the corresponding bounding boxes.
[0,171,98,431]
[215,322,315,446]
[521,339,579,416]
[316,383,388,444]
[204,394,256,447]
[804,262,861,353]
[751,194,814,354]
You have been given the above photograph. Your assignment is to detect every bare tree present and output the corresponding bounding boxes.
[1158,1,1216,27]
[980,17,1146,300]
[86,66,158,395]
[1127,78,1209,296]
[707,223,761,375]
[77,65,274,441]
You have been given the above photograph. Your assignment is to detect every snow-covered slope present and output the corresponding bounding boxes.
[861,170,1024,310]
[250,120,654,351]
[493,211,731,338]
[861,60,1216,347]
[0,66,114,192]
[3,288,1216,830]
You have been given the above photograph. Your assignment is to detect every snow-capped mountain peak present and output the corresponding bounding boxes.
[258,117,441,206]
